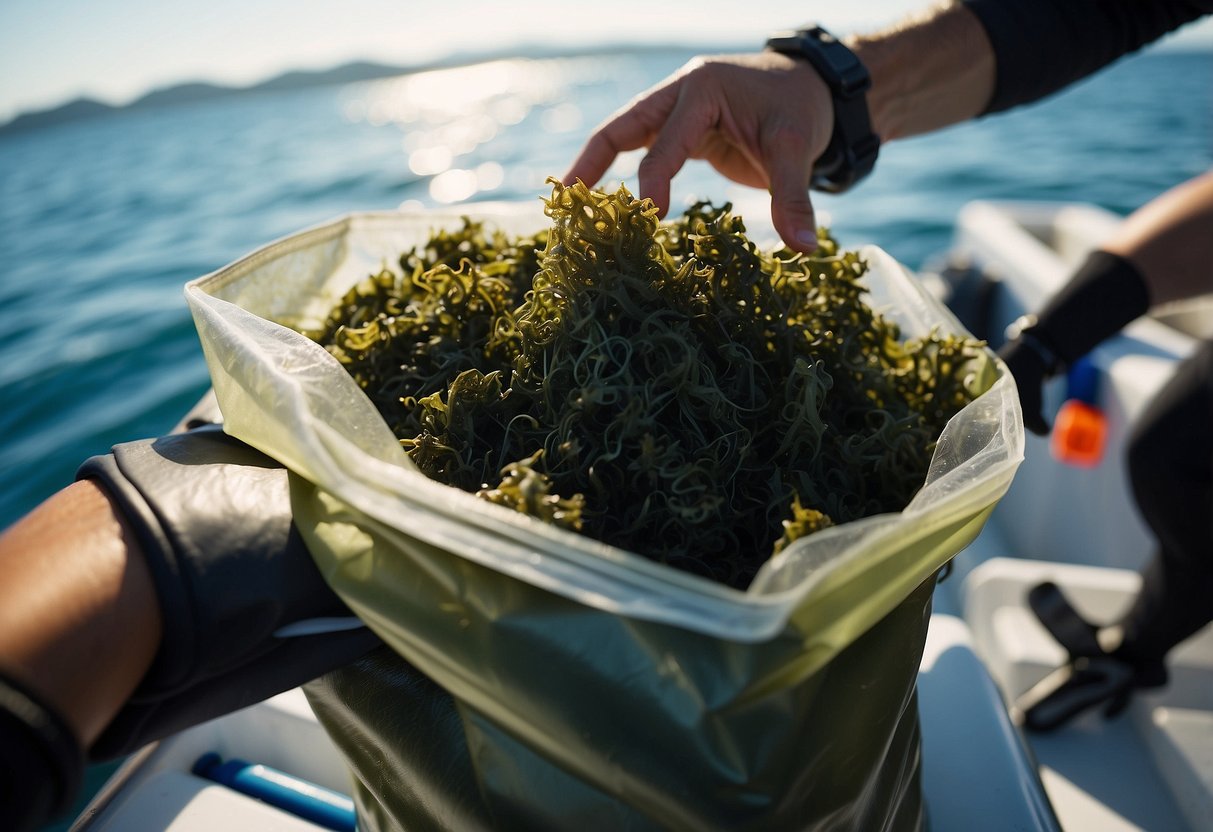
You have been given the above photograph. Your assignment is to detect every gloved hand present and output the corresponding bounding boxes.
[997,334,1052,435]
[997,249,1151,437]
[77,423,381,759]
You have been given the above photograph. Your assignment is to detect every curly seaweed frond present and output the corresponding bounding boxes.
[774,494,835,554]
[477,450,585,532]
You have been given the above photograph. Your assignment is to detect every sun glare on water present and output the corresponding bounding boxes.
[343,58,602,203]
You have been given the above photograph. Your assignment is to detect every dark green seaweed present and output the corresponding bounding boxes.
[306,180,988,588]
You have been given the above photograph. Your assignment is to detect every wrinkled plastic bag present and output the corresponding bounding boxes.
[185,203,1023,830]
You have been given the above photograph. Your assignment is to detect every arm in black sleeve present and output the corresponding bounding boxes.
[963,0,1213,113]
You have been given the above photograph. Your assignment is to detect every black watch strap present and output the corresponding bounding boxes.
[765,25,881,193]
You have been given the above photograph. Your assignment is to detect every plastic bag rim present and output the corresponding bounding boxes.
[184,205,1023,642]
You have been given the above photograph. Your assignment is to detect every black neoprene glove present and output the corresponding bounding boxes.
[998,335,1052,435]
[997,250,1151,435]
[77,424,382,760]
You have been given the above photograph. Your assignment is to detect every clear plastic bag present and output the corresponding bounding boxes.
[186,203,1023,829]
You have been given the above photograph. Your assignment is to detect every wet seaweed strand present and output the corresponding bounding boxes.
[305,180,989,589]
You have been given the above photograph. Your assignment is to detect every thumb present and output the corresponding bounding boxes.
[766,145,818,253]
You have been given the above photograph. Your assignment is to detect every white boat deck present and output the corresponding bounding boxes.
[74,688,345,831]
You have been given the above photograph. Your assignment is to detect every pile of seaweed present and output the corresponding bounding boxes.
[305,180,988,589]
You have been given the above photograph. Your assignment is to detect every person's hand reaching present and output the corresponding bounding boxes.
[563,52,834,253]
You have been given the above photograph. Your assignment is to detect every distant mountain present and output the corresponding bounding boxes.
[253,60,409,92]
[0,60,415,135]
[0,44,707,137]
[131,81,235,109]
[2,96,118,134]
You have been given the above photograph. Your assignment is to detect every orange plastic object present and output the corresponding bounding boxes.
[1051,400,1107,467]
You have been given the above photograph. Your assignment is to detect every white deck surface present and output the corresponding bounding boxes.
[942,519,1213,832]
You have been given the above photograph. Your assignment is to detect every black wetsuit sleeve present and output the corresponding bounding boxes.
[0,669,84,832]
[962,0,1213,113]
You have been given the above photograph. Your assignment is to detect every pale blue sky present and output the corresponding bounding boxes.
[1,1,1210,122]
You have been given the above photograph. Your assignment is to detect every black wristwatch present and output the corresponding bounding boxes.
[765,25,880,193]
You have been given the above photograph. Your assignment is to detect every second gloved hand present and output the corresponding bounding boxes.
[997,250,1153,437]
[998,333,1053,435]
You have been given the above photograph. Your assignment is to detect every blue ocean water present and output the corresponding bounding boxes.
[0,45,1210,533]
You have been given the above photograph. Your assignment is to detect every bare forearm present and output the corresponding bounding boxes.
[848,2,995,142]
[0,480,161,747]
[1104,170,1213,306]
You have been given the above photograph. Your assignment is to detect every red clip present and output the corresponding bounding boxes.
[1050,400,1107,467]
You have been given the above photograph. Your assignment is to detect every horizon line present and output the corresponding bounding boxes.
[4,34,1210,130]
